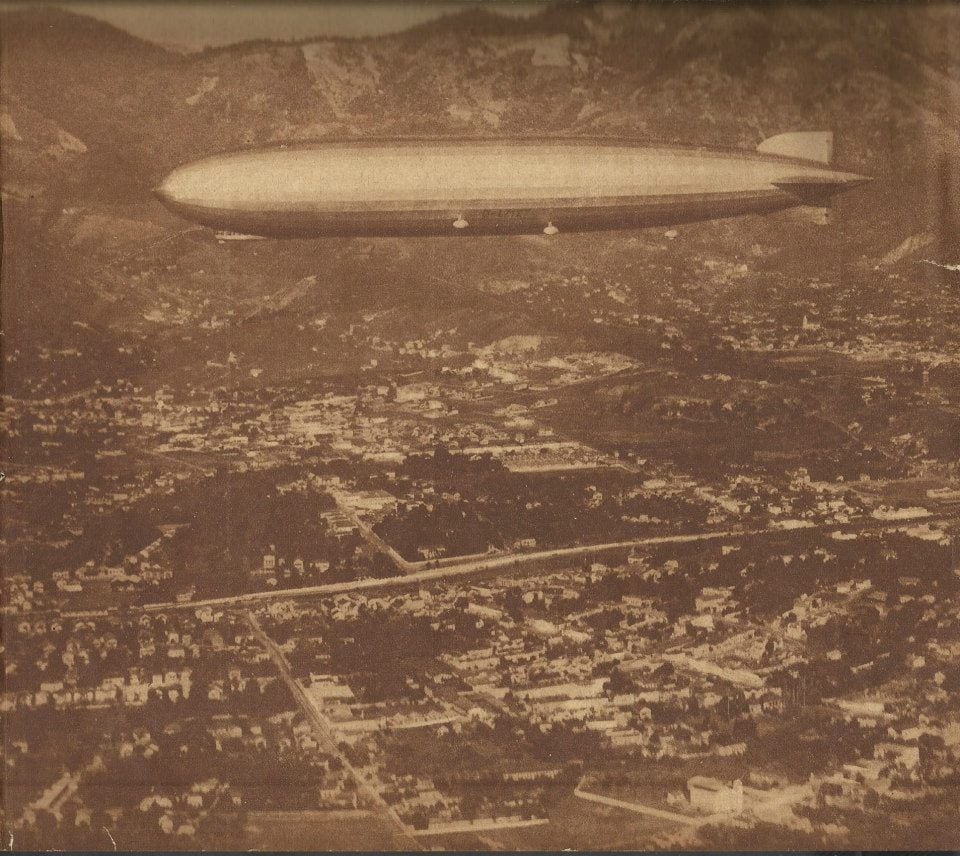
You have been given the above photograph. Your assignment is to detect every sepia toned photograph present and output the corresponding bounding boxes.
[1,0,959,850]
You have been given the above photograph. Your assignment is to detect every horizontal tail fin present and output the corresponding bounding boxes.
[773,172,872,204]
[772,175,848,202]
[758,131,833,165]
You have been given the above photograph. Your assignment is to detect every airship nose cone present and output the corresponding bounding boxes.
[153,179,173,204]
[153,174,194,217]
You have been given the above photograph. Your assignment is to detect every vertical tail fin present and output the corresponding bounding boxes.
[757,131,834,165]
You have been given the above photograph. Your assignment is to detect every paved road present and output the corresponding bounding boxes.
[574,784,718,828]
[328,488,413,571]
[245,611,422,851]
[146,525,763,612]
[141,513,955,614]
[7,385,100,408]
[411,817,549,836]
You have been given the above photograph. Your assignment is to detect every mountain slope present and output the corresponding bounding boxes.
[2,3,958,396]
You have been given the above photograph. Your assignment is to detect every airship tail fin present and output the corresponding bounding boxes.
[757,131,833,165]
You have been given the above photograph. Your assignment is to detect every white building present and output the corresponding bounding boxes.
[687,776,743,814]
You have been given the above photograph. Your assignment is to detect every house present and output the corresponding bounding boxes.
[695,587,734,614]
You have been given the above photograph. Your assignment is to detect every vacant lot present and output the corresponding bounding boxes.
[242,809,405,851]
[440,791,686,851]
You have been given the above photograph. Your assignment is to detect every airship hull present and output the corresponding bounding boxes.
[158,190,797,238]
[154,139,870,238]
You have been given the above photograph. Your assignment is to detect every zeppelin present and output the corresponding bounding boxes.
[153,132,872,239]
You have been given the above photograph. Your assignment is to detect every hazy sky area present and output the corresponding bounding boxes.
[24,1,544,48]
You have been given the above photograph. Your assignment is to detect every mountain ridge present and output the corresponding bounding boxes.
[2,3,958,397]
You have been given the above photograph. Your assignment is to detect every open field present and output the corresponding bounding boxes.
[242,810,406,851]
[431,792,686,851]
